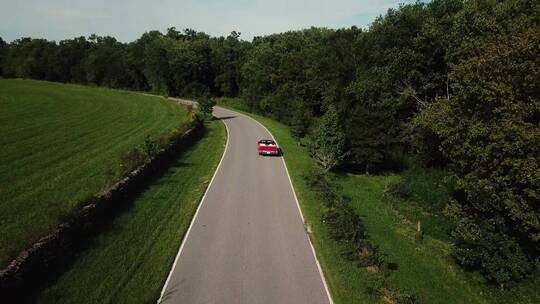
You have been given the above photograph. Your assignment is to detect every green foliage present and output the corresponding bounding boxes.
[343,240,387,268]
[379,288,418,304]
[383,181,412,200]
[413,0,540,285]
[303,167,424,302]
[408,102,449,167]
[324,197,367,243]
[289,101,312,139]
[303,169,385,268]
[309,105,347,171]
[348,100,400,173]
[143,136,160,158]
[198,96,216,116]
[0,29,249,97]
[120,148,147,173]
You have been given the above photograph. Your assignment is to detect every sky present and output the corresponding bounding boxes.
[0,0,416,42]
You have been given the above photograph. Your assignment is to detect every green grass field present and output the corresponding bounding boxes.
[0,79,187,268]
[36,118,226,304]
[219,100,539,304]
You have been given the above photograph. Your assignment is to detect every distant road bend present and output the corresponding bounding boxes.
[159,106,331,304]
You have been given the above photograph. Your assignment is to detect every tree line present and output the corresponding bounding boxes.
[0,28,249,97]
[1,0,538,287]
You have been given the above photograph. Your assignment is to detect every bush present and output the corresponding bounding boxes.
[198,96,216,116]
[120,148,147,173]
[143,136,160,158]
[309,105,347,171]
[343,240,387,268]
[303,168,385,267]
[383,181,412,200]
[304,167,417,301]
[323,197,367,242]
[386,290,417,304]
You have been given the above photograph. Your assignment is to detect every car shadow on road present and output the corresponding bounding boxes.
[214,115,236,120]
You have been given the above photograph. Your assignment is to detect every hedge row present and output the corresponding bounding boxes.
[303,169,416,303]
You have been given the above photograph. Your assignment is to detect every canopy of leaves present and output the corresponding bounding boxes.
[310,105,347,171]
[414,0,540,285]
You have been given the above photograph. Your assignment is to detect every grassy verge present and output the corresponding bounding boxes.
[36,118,226,303]
[0,79,188,268]
[218,100,539,304]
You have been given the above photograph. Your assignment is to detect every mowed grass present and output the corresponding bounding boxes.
[0,79,187,268]
[219,100,539,304]
[36,119,226,303]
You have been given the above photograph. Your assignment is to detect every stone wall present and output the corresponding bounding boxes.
[0,121,203,300]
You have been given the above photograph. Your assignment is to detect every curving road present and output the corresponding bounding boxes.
[159,106,331,304]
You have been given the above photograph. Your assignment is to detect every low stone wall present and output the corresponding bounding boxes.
[0,122,203,300]
[168,96,199,108]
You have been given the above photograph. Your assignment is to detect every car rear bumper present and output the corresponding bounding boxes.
[259,150,280,155]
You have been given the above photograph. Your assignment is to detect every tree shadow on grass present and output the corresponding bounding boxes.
[333,160,406,176]
[150,162,194,187]
[18,126,208,303]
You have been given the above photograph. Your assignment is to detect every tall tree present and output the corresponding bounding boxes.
[416,0,540,285]
[0,37,6,77]
[310,105,347,171]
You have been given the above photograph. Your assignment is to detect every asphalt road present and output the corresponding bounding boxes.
[159,106,331,304]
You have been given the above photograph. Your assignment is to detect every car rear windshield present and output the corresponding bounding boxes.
[258,140,276,145]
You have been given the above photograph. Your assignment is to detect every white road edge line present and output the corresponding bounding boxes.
[157,112,230,303]
[229,108,334,304]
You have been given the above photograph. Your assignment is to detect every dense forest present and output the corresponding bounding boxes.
[1,0,538,288]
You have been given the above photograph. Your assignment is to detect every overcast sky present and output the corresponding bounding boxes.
[0,0,415,42]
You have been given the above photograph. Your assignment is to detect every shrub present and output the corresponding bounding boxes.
[323,197,367,242]
[383,181,412,200]
[120,148,147,173]
[343,240,387,268]
[304,167,417,302]
[309,105,347,171]
[198,96,216,116]
[143,136,160,158]
[185,106,205,127]
[303,168,386,267]
[370,284,417,304]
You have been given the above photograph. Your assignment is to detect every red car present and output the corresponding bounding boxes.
[257,139,281,156]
